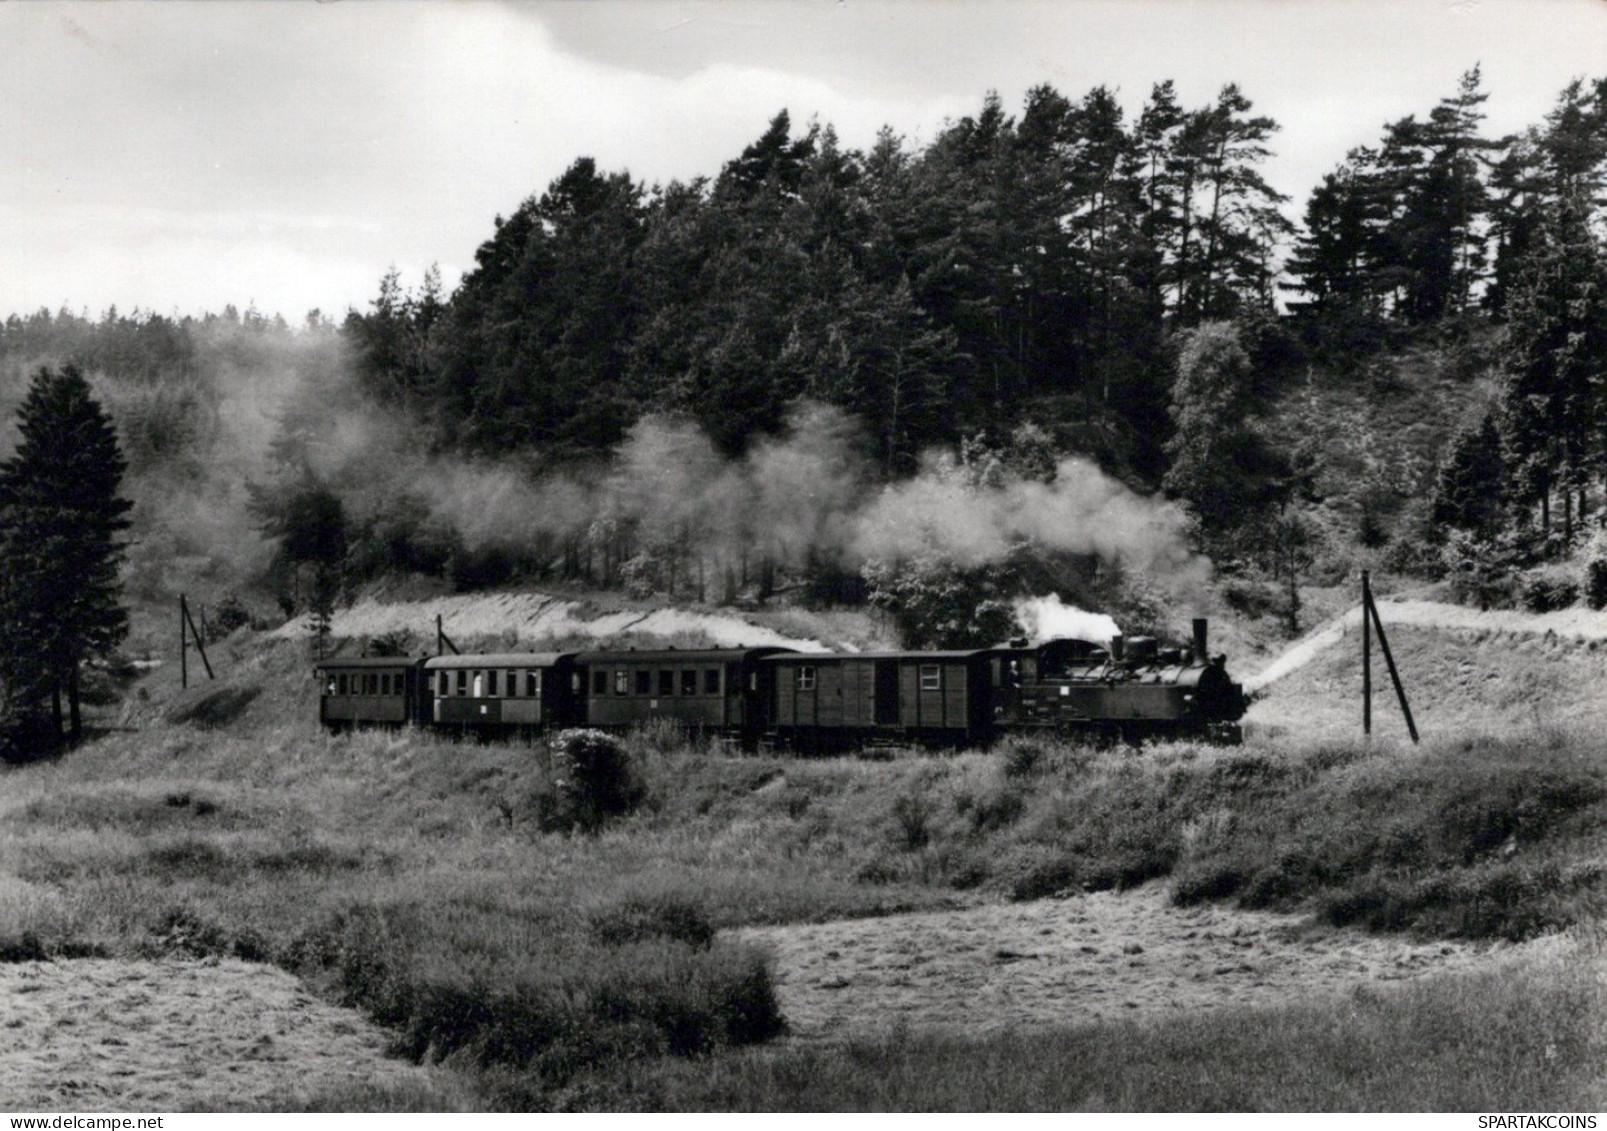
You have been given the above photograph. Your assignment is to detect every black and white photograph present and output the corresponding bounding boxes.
[1,0,1605,1115]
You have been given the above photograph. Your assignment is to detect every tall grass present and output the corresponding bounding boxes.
[580,932,1607,1112]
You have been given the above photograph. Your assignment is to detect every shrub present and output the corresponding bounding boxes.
[968,785,1025,834]
[207,594,253,641]
[589,894,716,950]
[290,901,782,1087]
[891,794,933,851]
[1518,566,1578,613]
[550,729,643,834]
[998,735,1047,779]
[1220,576,1279,620]
[1587,558,1607,610]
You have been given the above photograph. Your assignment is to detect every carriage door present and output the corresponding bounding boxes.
[873,660,900,725]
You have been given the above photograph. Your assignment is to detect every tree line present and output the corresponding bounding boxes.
[347,81,1293,481]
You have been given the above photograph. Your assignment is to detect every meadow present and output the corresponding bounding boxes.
[2,632,1605,1110]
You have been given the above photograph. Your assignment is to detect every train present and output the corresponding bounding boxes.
[315,617,1247,747]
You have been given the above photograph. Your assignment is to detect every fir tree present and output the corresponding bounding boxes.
[0,365,132,751]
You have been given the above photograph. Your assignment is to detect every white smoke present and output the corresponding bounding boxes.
[849,451,1211,606]
[1014,594,1121,645]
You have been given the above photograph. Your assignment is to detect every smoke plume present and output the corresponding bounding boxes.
[1014,594,1122,644]
[11,320,1209,619]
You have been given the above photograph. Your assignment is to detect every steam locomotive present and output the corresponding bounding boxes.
[316,618,1245,747]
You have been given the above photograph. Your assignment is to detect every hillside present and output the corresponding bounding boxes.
[1261,333,1503,583]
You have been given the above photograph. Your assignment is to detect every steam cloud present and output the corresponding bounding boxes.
[1014,595,1122,645]
[30,328,1208,616]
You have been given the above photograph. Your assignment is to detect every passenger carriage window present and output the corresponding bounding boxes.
[797,666,816,691]
[337,674,348,696]
[704,669,721,695]
[680,669,696,696]
[593,670,607,695]
[636,670,652,696]
[488,670,499,697]
[380,674,391,695]
[920,664,942,692]
[365,673,378,695]
[615,670,630,696]
[456,670,467,694]
[658,670,674,696]
[528,671,541,696]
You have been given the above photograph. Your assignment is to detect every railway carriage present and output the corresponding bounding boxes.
[763,650,995,749]
[573,647,791,745]
[426,652,580,732]
[316,656,429,729]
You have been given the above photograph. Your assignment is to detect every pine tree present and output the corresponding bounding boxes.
[1499,196,1607,548]
[1431,412,1507,537]
[0,365,132,751]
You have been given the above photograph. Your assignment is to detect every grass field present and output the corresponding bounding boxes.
[3,630,1606,1110]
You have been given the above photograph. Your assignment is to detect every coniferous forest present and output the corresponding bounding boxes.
[6,70,1607,639]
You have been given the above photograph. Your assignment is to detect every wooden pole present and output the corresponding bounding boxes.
[1363,577,1419,744]
[182,601,215,681]
[436,614,459,656]
[180,594,189,689]
[1362,571,1372,737]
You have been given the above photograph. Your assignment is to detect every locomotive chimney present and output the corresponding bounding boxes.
[1110,634,1125,662]
[1192,618,1209,661]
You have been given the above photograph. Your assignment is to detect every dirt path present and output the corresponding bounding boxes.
[736,884,1548,1039]
[0,958,434,1111]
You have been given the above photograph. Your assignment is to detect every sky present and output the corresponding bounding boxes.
[3,0,1607,323]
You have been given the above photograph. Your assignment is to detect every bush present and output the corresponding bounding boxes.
[0,696,61,763]
[1587,558,1607,611]
[290,901,783,1087]
[1220,576,1279,620]
[1518,566,1578,613]
[589,894,716,950]
[968,785,1025,834]
[891,793,933,850]
[996,735,1053,780]
[206,594,253,641]
[550,729,643,834]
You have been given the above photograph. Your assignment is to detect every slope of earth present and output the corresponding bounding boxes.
[1245,599,1607,740]
[1260,332,1502,580]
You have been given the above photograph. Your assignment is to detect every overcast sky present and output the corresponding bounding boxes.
[4,0,1606,323]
